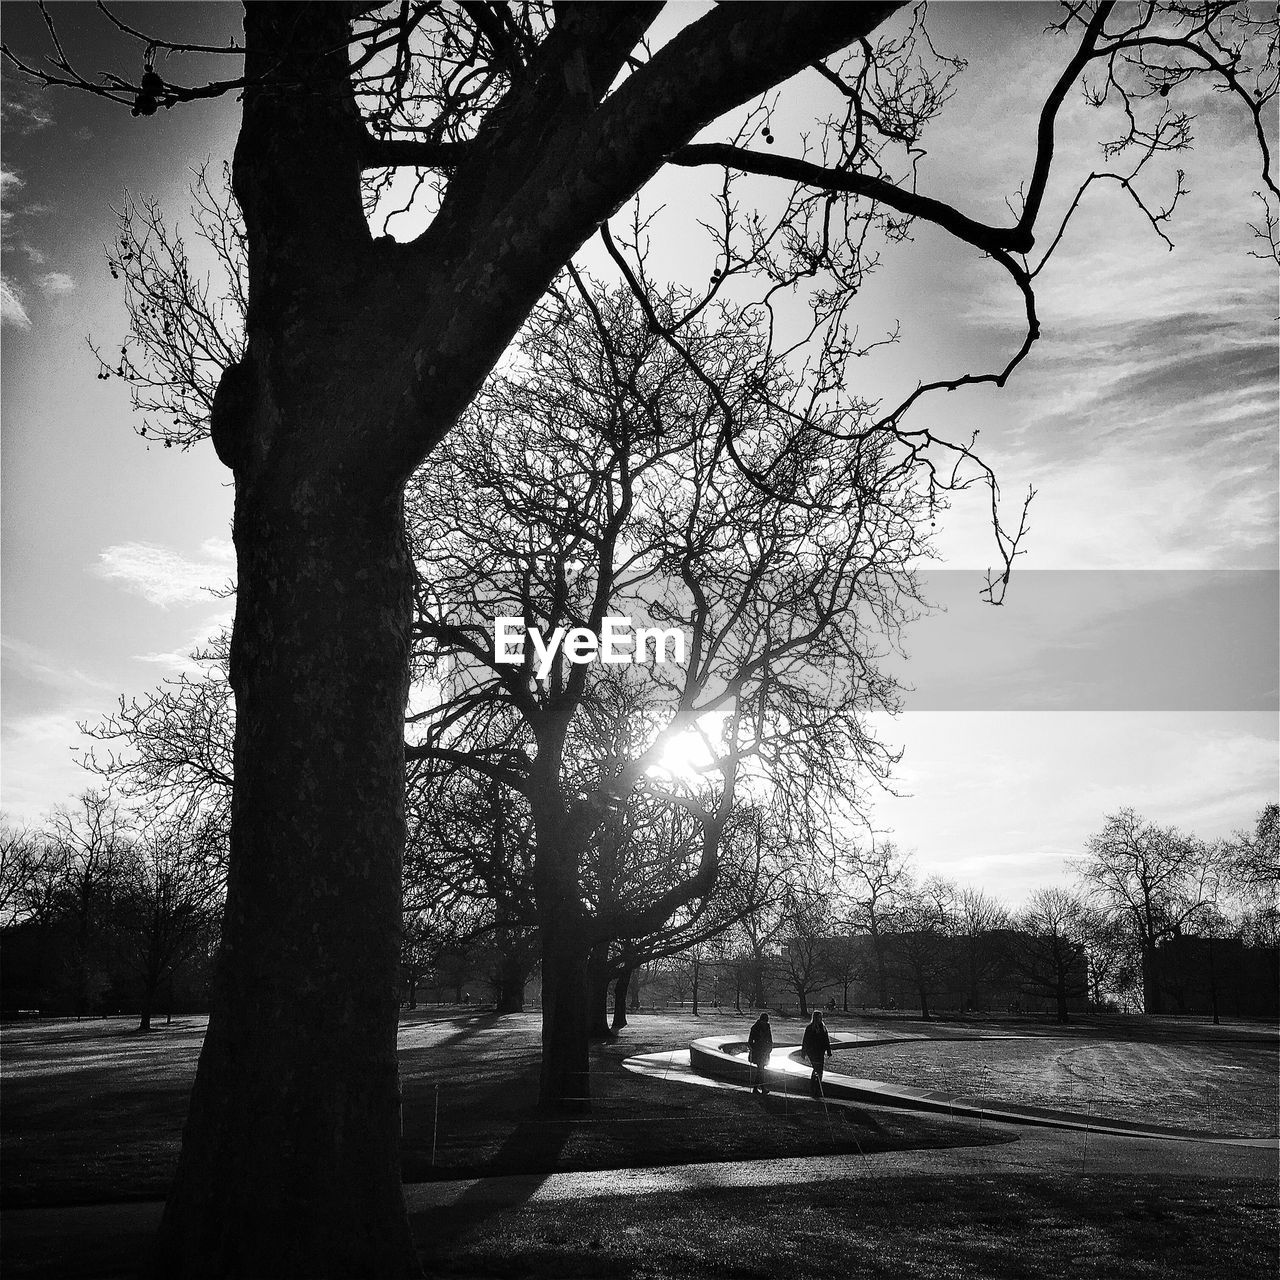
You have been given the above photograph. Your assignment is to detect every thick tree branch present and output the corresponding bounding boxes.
[670,141,1032,256]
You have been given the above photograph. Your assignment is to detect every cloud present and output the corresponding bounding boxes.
[35,271,74,297]
[0,83,53,135]
[1,635,117,697]
[1,276,31,329]
[134,611,235,671]
[94,539,236,608]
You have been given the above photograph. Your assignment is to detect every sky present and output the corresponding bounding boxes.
[2,2,1276,904]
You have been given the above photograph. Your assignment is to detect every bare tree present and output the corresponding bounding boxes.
[888,874,957,1021]
[955,887,1011,1013]
[113,809,224,1032]
[0,817,42,927]
[41,792,132,1017]
[1010,887,1091,1024]
[841,840,912,1008]
[779,871,837,1018]
[1224,803,1280,945]
[1078,903,1141,1009]
[407,280,923,1104]
[6,3,1276,1271]
[82,635,234,839]
[1075,808,1216,1014]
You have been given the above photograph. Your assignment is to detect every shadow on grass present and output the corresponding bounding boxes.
[414,1116,574,1249]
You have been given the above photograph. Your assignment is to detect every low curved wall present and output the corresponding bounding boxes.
[684,1031,1261,1142]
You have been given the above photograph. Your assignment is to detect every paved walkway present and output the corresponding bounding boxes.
[627,1031,1277,1147]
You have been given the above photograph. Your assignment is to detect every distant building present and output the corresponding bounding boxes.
[1154,933,1279,1020]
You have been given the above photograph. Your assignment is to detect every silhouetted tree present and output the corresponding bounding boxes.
[7,4,1276,1272]
[408,281,923,1103]
[888,875,956,1021]
[43,792,131,1016]
[1010,887,1090,1024]
[1075,808,1214,1014]
[113,810,224,1032]
[955,887,1011,1013]
[842,841,912,1008]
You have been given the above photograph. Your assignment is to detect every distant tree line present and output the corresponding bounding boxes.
[1,792,223,1029]
[383,801,1280,1028]
[5,788,1274,1031]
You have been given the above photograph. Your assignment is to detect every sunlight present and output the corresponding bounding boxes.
[651,726,716,784]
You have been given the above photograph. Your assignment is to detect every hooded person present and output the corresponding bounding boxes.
[801,1010,833,1097]
[747,1012,773,1096]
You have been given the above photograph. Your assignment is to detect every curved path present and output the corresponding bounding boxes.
[624,1030,1277,1148]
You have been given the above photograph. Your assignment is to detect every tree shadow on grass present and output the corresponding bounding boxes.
[410,1114,574,1250]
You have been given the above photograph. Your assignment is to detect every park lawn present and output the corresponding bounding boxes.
[3,1009,1276,1279]
[845,1035,1279,1138]
[419,1170,1279,1279]
[1,1009,1003,1209]
[396,1009,1008,1184]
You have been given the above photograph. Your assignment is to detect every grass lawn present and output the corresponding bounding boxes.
[1,1009,1003,1209]
[420,1169,1279,1279]
[2,1008,1276,1279]
[844,1031,1278,1137]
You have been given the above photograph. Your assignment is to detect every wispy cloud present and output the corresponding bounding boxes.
[1,635,117,697]
[1,276,31,329]
[0,82,53,135]
[35,271,74,297]
[94,539,236,608]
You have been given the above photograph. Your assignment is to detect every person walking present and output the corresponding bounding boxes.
[747,1012,773,1096]
[801,1010,832,1098]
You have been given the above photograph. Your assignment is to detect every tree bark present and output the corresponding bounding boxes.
[149,11,423,1272]
[586,948,613,1040]
[611,966,633,1032]
[538,920,591,1111]
[154,488,417,1279]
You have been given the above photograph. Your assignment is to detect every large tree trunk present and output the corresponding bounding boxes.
[539,920,591,1112]
[587,948,613,1040]
[611,966,633,1032]
[154,486,418,1278]
[149,12,425,1272]
[492,928,529,1013]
